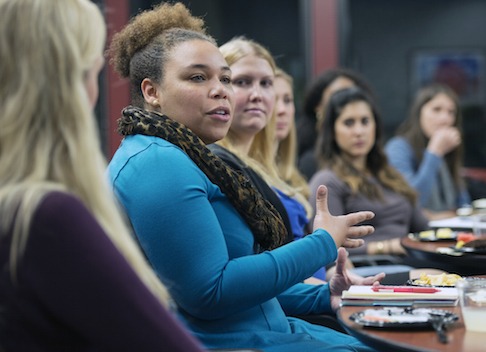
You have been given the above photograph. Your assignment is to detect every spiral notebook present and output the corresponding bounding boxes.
[341,285,458,307]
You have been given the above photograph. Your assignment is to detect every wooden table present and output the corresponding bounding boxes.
[337,305,486,352]
[400,235,486,276]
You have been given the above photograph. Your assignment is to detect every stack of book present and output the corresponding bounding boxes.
[341,285,459,307]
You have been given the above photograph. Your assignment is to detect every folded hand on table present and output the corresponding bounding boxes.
[329,247,385,311]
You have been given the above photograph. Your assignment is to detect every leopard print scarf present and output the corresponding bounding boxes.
[118,106,286,251]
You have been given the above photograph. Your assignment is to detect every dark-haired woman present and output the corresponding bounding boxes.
[309,87,428,259]
[297,68,374,180]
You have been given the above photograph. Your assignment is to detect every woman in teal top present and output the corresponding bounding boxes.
[107,3,378,351]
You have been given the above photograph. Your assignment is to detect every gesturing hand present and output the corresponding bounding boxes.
[329,248,385,311]
[312,185,375,248]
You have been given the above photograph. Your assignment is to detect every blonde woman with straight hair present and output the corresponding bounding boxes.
[214,37,297,243]
[0,0,205,350]
[217,44,314,248]
[274,68,312,222]
[218,38,280,181]
[216,39,301,199]
[273,67,331,280]
[274,68,311,201]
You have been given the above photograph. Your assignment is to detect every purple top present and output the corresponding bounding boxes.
[0,192,204,352]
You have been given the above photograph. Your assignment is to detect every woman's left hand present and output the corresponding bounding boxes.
[329,247,385,311]
[313,185,374,248]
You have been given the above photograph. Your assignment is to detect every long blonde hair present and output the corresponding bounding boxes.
[0,0,169,304]
[218,37,278,177]
[219,38,312,219]
[274,69,311,206]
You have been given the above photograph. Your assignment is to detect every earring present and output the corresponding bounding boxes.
[152,99,159,106]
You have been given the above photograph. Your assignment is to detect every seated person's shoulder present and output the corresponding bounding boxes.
[208,144,245,170]
[110,135,204,186]
[36,191,87,220]
[310,168,341,185]
[385,136,411,151]
[31,191,101,243]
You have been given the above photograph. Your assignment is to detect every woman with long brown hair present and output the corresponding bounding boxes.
[309,87,428,259]
[385,83,471,220]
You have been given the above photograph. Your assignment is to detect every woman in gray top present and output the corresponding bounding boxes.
[309,87,428,257]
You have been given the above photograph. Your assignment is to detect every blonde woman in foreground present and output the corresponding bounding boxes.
[0,0,205,351]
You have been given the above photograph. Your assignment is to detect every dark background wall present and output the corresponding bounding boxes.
[129,0,308,109]
[344,0,486,169]
[124,0,486,168]
[130,0,302,68]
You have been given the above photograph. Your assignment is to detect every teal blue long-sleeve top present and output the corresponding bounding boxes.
[107,135,375,352]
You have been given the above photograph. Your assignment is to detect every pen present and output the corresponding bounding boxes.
[371,286,440,293]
